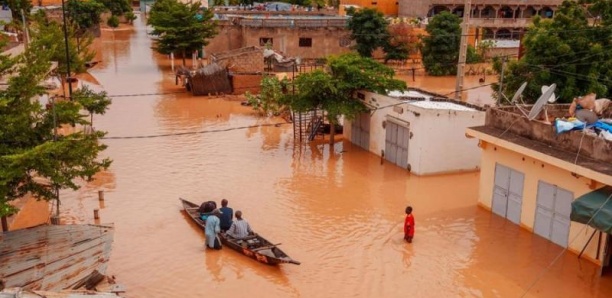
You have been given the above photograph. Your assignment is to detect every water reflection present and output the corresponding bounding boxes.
[50,14,612,298]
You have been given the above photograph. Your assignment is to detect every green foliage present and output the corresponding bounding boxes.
[67,0,106,32]
[5,0,32,21]
[97,0,131,16]
[289,53,406,143]
[493,0,612,103]
[107,15,120,28]
[421,12,461,76]
[0,41,111,217]
[30,13,96,81]
[346,7,389,57]
[246,76,289,116]
[73,86,112,126]
[148,0,218,65]
[125,11,137,24]
[466,45,483,64]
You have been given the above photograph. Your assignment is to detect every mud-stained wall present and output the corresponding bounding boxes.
[213,47,264,73]
[205,21,244,57]
[398,0,430,17]
[477,142,606,265]
[205,22,351,60]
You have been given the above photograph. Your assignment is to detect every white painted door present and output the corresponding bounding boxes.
[350,113,370,150]
[492,163,524,225]
[534,181,573,247]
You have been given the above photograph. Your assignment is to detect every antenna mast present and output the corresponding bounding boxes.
[455,0,472,100]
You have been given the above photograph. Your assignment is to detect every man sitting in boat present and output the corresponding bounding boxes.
[226,210,254,239]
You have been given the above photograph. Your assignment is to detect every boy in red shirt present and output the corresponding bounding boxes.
[404,206,414,243]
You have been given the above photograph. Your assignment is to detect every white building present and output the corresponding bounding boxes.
[343,89,486,175]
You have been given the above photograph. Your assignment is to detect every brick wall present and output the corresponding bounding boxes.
[231,74,262,95]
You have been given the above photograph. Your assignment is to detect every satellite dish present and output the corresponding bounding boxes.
[528,83,556,120]
[511,82,528,104]
[541,85,557,103]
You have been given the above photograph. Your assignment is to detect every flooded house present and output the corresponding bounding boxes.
[205,13,351,61]
[466,103,612,275]
[343,89,486,175]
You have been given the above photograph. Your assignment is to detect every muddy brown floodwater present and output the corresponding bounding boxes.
[53,16,612,297]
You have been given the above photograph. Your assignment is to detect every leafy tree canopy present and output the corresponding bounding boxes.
[346,7,389,57]
[493,0,612,103]
[30,12,95,81]
[421,11,461,76]
[97,0,131,16]
[0,33,111,218]
[148,0,218,65]
[66,0,106,32]
[4,0,32,22]
[290,53,407,143]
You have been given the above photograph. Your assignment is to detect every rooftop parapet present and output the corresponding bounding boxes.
[484,104,612,163]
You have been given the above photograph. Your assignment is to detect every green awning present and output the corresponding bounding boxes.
[570,186,612,234]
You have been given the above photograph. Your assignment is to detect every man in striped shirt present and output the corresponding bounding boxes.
[226,210,253,239]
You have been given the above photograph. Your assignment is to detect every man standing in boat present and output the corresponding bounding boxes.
[219,199,234,232]
[205,209,223,250]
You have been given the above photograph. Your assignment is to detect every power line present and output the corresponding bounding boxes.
[100,122,290,140]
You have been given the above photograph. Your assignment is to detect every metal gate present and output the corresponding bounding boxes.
[491,163,524,225]
[384,120,409,169]
[350,113,370,150]
[534,181,573,247]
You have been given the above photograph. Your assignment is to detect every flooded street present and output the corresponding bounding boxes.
[55,16,612,297]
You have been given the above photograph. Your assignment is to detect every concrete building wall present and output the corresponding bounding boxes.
[477,143,606,264]
[205,21,351,60]
[241,27,350,59]
[205,22,244,57]
[340,0,399,16]
[398,0,431,18]
[415,107,484,174]
[344,91,485,175]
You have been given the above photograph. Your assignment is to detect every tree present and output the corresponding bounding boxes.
[107,15,120,28]
[290,53,407,144]
[5,0,32,22]
[66,0,106,33]
[421,11,461,76]
[30,12,95,92]
[148,0,218,66]
[384,22,414,63]
[493,0,612,103]
[346,7,389,57]
[97,0,131,16]
[73,86,112,127]
[0,38,111,226]
[245,76,289,117]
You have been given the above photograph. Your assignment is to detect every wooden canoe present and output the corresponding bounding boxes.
[180,198,300,266]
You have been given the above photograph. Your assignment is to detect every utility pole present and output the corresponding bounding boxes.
[497,56,506,103]
[454,0,472,101]
[61,0,73,99]
[20,9,29,50]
